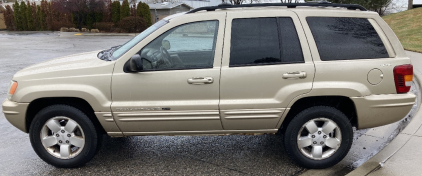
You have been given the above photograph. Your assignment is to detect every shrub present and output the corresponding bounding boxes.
[93,22,114,32]
[118,16,147,33]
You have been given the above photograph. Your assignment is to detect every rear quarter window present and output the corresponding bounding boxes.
[307,17,389,61]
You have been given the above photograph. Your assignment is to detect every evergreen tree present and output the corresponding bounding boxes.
[37,5,43,30]
[137,2,151,26]
[120,0,130,20]
[111,1,120,23]
[26,1,35,31]
[20,1,28,30]
[13,2,21,30]
[32,3,39,31]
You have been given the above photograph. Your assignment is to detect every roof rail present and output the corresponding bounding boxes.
[186,2,367,14]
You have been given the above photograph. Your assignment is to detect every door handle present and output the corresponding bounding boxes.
[282,71,307,79]
[187,77,214,84]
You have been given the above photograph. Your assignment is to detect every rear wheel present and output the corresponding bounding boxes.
[284,106,353,169]
[29,105,101,168]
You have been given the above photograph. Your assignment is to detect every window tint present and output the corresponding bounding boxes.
[138,21,218,71]
[307,17,389,61]
[278,18,304,63]
[230,17,303,67]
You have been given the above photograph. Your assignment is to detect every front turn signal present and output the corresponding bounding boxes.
[9,81,18,95]
[7,81,18,100]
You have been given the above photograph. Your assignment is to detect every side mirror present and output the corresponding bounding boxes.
[162,40,171,50]
[125,54,143,72]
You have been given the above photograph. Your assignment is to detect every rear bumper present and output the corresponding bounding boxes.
[2,99,29,133]
[351,93,416,129]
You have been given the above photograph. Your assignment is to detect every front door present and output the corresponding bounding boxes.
[219,10,315,130]
[111,15,226,134]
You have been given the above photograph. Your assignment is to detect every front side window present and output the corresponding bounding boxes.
[138,20,219,71]
[229,17,303,67]
[307,17,389,61]
[111,20,168,60]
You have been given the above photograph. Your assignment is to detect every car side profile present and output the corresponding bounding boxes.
[2,3,416,169]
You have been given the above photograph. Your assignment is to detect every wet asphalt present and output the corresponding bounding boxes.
[0,31,415,175]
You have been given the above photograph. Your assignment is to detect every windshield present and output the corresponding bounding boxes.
[110,20,168,60]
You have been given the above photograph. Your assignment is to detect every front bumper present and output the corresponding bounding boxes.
[351,93,416,129]
[2,99,29,133]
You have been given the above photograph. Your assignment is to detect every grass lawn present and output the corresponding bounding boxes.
[383,8,422,53]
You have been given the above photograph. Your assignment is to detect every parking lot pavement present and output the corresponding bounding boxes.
[0,32,415,175]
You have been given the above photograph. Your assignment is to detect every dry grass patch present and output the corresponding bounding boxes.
[383,8,422,53]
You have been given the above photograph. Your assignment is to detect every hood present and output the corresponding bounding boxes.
[13,51,115,81]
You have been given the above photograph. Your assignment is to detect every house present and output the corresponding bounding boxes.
[413,0,422,8]
[148,2,193,23]
[413,4,422,8]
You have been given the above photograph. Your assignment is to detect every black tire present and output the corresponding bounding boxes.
[29,105,101,168]
[283,106,353,169]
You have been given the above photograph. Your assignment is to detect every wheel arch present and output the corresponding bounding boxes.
[277,96,358,134]
[26,97,106,134]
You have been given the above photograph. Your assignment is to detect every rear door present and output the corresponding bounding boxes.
[219,10,315,130]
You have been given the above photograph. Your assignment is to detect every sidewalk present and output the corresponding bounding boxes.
[348,51,422,176]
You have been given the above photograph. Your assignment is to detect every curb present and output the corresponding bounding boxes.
[346,73,422,176]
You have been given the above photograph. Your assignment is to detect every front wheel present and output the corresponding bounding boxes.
[29,105,101,168]
[284,106,353,169]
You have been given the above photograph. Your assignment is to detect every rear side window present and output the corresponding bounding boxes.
[307,17,389,61]
[230,17,303,67]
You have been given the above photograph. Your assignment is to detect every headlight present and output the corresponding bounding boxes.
[7,81,18,101]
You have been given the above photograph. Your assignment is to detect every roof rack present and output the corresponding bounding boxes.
[186,2,367,14]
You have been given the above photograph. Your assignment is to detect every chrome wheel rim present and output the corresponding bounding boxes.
[297,118,342,160]
[40,116,85,159]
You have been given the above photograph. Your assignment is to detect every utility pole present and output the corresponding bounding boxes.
[154,8,158,23]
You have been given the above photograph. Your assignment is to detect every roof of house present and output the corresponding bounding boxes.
[147,2,193,10]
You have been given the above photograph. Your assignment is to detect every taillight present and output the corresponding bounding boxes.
[393,64,413,93]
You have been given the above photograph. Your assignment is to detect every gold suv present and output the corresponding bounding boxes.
[2,3,416,169]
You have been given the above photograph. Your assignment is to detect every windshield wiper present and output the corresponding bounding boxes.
[97,45,121,61]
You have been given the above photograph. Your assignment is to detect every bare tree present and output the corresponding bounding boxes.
[384,0,407,14]
[408,0,413,9]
